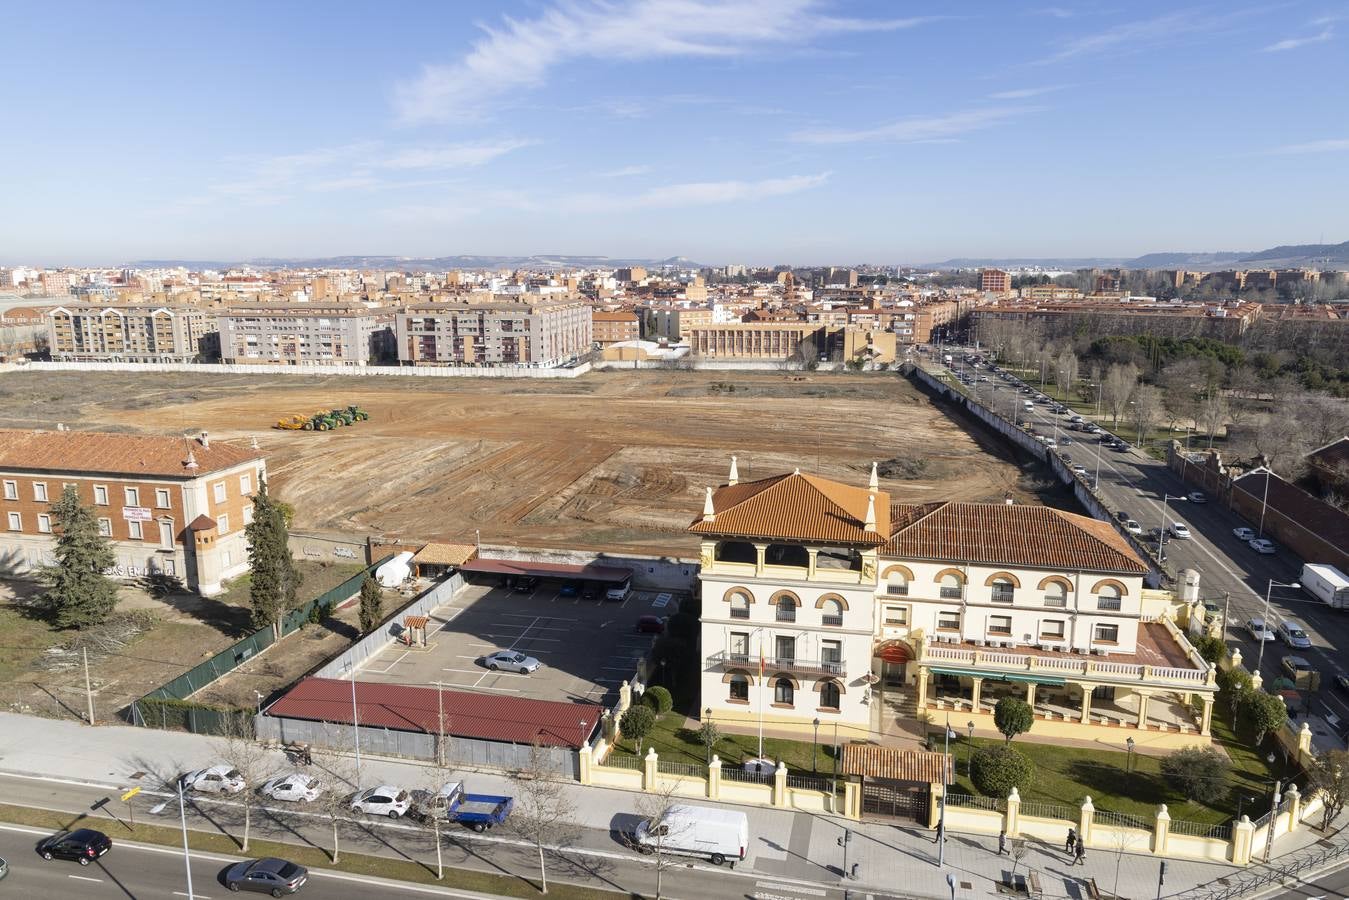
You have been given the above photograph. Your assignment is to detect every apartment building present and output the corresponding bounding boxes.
[47,304,218,362]
[39,271,72,297]
[396,298,591,367]
[980,269,1012,294]
[591,310,641,346]
[694,467,1216,746]
[218,303,395,366]
[642,306,715,342]
[973,300,1260,344]
[689,322,816,359]
[0,429,266,596]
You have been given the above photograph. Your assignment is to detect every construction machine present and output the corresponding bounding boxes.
[275,414,308,430]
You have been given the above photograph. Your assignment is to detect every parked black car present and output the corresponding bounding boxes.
[37,829,111,865]
[512,575,539,593]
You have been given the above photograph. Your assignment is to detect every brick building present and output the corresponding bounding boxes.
[0,430,266,595]
[396,299,591,367]
[219,303,395,366]
[590,310,640,346]
[47,304,218,362]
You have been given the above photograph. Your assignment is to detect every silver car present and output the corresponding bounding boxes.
[484,650,541,673]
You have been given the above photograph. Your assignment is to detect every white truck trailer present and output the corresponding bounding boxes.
[1301,563,1349,610]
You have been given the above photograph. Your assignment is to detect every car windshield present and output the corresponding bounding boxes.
[277,862,299,877]
[1291,629,1307,639]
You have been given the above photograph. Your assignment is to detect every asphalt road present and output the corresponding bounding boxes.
[1274,863,1349,900]
[0,772,864,900]
[932,355,1349,722]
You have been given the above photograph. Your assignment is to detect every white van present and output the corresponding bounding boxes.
[1022,400,1035,410]
[634,804,748,866]
[604,575,632,602]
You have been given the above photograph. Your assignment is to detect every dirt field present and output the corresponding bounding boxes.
[0,369,1051,554]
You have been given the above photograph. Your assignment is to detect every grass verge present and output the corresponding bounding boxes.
[608,710,837,775]
[0,802,632,899]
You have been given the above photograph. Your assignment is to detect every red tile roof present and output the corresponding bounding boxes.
[883,501,1148,574]
[459,558,631,583]
[265,677,601,750]
[842,745,952,783]
[688,472,889,545]
[0,429,263,479]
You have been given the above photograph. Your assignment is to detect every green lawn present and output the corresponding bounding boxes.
[215,559,365,610]
[608,710,838,775]
[940,707,1281,825]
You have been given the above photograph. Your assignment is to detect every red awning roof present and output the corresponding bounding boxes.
[459,558,632,584]
[265,677,601,750]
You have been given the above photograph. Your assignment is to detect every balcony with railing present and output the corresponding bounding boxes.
[776,607,797,623]
[707,650,846,678]
[821,614,844,627]
[990,587,1015,604]
[939,587,964,600]
[1096,596,1123,611]
[729,606,750,619]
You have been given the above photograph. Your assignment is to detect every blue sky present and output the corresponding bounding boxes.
[2,0,1346,266]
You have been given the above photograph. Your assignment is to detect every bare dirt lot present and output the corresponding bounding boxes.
[0,369,1054,554]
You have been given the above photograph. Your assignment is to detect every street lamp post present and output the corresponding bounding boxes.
[939,720,954,867]
[1263,753,1283,865]
[177,778,195,900]
[1125,737,1136,774]
[812,718,821,773]
[342,661,363,783]
[966,721,975,775]
[1256,580,1302,672]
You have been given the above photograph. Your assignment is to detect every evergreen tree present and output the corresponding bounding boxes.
[245,479,302,638]
[358,575,383,634]
[39,485,119,628]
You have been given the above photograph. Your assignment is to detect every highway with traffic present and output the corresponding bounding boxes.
[929,352,1349,728]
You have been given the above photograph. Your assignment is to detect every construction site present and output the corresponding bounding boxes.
[0,368,1058,555]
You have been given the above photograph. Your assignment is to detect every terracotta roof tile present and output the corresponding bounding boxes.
[410,542,478,567]
[688,472,889,545]
[0,429,263,479]
[265,677,600,749]
[842,744,952,783]
[883,501,1147,574]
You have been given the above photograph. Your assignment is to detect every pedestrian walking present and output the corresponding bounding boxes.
[1065,827,1076,853]
[1075,841,1086,866]
[935,822,944,845]
[998,830,1007,855]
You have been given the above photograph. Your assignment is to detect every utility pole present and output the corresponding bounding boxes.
[83,647,95,726]
[1221,591,1231,642]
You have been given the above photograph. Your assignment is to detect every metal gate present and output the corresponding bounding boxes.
[862,780,929,822]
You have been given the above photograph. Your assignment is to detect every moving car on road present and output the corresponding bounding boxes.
[224,857,308,895]
[1249,538,1277,555]
[181,764,246,794]
[1245,617,1276,641]
[1233,527,1256,541]
[1281,655,1320,689]
[1169,523,1192,540]
[1277,619,1313,649]
[259,773,323,803]
[36,829,111,866]
[484,650,541,673]
[1124,519,1142,535]
[1188,491,1207,503]
[350,785,412,819]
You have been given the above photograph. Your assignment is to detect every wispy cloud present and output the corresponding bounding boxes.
[394,1,935,123]
[1263,138,1349,154]
[596,164,653,178]
[577,171,830,211]
[988,85,1067,100]
[1034,10,1242,65]
[1261,27,1334,52]
[381,140,535,170]
[791,108,1032,145]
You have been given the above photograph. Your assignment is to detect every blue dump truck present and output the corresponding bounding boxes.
[409,781,513,832]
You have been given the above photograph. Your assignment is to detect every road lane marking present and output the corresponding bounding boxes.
[67,874,103,882]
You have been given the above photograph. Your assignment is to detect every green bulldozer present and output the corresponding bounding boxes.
[298,405,369,431]
[347,405,370,421]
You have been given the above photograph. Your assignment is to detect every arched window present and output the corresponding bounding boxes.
[821,597,844,626]
[715,541,757,564]
[728,674,749,702]
[1097,583,1122,611]
[938,572,964,600]
[1043,580,1068,607]
[764,543,809,568]
[886,572,909,596]
[820,681,841,710]
[774,677,794,705]
[776,595,797,623]
[729,591,751,619]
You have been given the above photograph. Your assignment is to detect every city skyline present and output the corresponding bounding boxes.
[3,0,1347,265]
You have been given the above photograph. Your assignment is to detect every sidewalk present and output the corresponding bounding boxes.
[0,712,1339,899]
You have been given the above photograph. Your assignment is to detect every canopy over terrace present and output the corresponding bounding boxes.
[458,558,633,584]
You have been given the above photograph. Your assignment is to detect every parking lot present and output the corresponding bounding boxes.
[355,579,683,704]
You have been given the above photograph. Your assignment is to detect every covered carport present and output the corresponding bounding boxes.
[458,558,632,590]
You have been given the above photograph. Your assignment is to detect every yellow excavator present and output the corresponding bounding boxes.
[275,414,309,430]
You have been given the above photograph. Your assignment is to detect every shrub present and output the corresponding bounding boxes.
[619,705,656,755]
[1160,746,1231,803]
[644,685,673,714]
[1193,635,1226,665]
[971,745,1034,798]
[1242,692,1288,745]
[994,698,1034,743]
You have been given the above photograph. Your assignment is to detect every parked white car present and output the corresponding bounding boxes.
[1249,538,1277,555]
[259,773,324,803]
[350,785,412,819]
[181,764,246,794]
[483,650,541,674]
[1233,527,1256,541]
[1124,519,1143,535]
[1245,617,1276,642]
[1169,523,1192,540]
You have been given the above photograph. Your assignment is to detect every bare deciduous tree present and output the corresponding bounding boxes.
[631,780,687,900]
[219,718,278,852]
[509,744,581,894]
[309,732,359,863]
[1127,384,1164,446]
[1101,363,1139,428]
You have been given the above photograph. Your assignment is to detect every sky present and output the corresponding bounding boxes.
[2,0,1347,266]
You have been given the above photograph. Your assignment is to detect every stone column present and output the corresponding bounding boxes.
[929,782,944,829]
[1229,646,1243,670]
[772,761,788,808]
[1136,691,1152,729]
[971,677,983,713]
[807,548,818,580]
[707,755,722,800]
[1005,787,1022,838]
[618,681,632,714]
[1153,804,1171,855]
[1080,684,1094,724]
[1284,784,1302,834]
[578,740,593,785]
[754,543,767,576]
[917,669,930,709]
[1200,695,1214,736]
[1025,682,1037,710]
[1298,723,1314,760]
[1231,815,1254,865]
[843,779,862,820]
[642,747,658,791]
[1079,796,1095,847]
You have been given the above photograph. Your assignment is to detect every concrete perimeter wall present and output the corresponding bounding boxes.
[903,364,1165,587]
[312,573,465,679]
[1,360,591,379]
[477,543,698,592]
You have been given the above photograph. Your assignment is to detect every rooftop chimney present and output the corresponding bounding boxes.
[864,493,877,532]
[199,431,210,449]
[728,455,739,486]
[869,461,879,491]
[184,449,199,472]
[702,486,716,523]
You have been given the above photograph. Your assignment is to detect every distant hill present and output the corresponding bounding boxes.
[1236,240,1349,267]
[122,254,708,271]
[924,240,1346,271]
